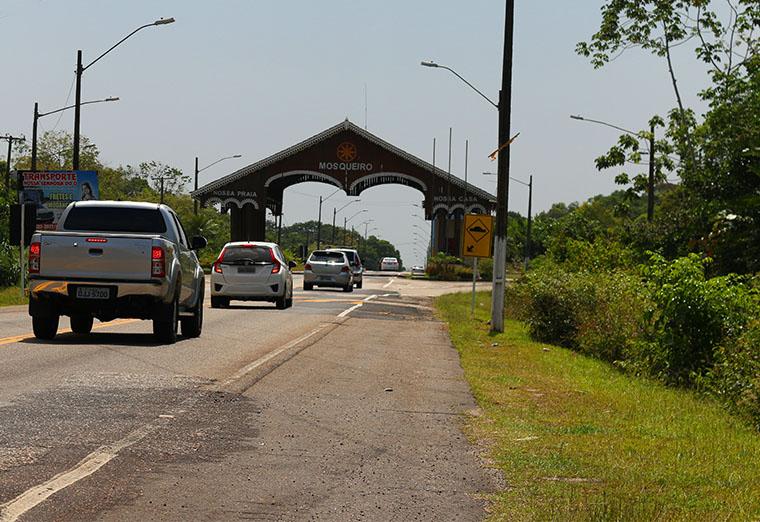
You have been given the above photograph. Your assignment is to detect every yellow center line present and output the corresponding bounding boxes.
[0,318,139,347]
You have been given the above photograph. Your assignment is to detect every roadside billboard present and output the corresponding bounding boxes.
[20,171,99,230]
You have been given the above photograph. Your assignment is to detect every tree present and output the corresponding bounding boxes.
[124,161,190,200]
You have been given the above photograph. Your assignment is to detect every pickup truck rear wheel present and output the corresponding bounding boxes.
[153,297,178,344]
[181,285,204,338]
[70,314,93,334]
[33,315,59,340]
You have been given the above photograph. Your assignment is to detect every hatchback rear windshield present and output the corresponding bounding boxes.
[63,207,166,233]
[310,251,345,263]
[331,250,356,263]
[222,246,272,264]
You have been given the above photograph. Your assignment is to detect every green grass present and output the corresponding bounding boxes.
[0,286,27,307]
[435,291,760,521]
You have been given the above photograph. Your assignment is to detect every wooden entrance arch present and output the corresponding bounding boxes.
[192,120,495,256]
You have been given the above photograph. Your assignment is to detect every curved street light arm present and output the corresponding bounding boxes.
[198,154,242,173]
[39,97,119,118]
[336,199,360,214]
[83,18,174,72]
[439,65,499,109]
[425,62,498,109]
[570,115,646,143]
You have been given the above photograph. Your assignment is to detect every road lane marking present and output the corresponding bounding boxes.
[383,277,397,289]
[220,324,331,388]
[0,319,138,347]
[336,294,377,319]
[0,421,157,522]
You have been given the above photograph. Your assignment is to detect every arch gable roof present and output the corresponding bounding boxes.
[192,119,495,204]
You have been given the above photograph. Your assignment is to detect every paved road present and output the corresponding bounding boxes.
[0,275,496,521]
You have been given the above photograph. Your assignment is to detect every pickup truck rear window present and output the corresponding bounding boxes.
[63,207,167,233]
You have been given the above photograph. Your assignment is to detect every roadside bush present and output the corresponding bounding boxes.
[513,263,647,360]
[638,254,757,386]
[698,320,760,429]
[0,242,20,287]
[426,253,472,281]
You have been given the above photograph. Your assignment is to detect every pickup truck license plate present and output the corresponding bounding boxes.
[75,286,110,300]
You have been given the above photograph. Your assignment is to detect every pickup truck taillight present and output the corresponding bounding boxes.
[270,248,281,274]
[151,246,166,278]
[28,242,41,274]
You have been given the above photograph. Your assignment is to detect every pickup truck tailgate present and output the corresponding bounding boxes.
[39,235,154,281]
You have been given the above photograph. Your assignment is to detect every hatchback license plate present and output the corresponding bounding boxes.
[238,266,257,273]
[75,286,110,300]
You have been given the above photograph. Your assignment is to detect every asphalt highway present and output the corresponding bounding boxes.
[0,274,496,521]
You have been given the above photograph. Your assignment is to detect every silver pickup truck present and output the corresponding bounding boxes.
[28,201,207,344]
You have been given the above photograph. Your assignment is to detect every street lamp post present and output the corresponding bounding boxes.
[421,0,514,333]
[73,17,175,170]
[570,114,656,222]
[316,187,342,249]
[333,199,360,244]
[194,154,242,214]
[32,97,119,171]
[345,209,367,245]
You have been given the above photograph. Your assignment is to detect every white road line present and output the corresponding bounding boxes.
[220,324,330,387]
[0,422,159,522]
[336,294,377,319]
[383,277,397,289]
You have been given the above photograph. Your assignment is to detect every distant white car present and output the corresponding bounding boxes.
[380,257,400,271]
[411,265,425,277]
[210,242,295,309]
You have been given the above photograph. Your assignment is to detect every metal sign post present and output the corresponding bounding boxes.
[19,202,25,298]
[463,213,494,316]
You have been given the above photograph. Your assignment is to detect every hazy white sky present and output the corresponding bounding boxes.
[1,1,711,265]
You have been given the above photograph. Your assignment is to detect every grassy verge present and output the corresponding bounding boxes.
[436,291,760,521]
[0,286,27,307]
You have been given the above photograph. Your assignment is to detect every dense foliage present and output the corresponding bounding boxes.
[506,0,760,429]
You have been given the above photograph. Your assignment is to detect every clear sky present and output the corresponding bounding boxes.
[1,1,711,266]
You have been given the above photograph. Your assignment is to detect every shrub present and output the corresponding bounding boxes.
[638,254,757,385]
[698,320,760,429]
[426,253,472,281]
[0,242,20,287]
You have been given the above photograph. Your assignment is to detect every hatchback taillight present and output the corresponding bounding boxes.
[28,242,41,274]
[270,248,281,274]
[304,263,312,271]
[341,265,350,273]
[151,246,166,278]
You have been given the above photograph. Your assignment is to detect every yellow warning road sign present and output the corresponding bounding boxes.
[463,214,494,258]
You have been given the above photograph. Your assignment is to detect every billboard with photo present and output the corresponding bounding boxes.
[21,171,99,230]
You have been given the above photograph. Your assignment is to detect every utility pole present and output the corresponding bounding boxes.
[277,214,283,245]
[647,123,655,222]
[491,0,515,333]
[316,196,323,249]
[32,103,39,171]
[194,156,199,215]
[73,50,83,170]
[332,207,337,243]
[2,134,25,195]
[343,216,347,244]
[524,175,533,271]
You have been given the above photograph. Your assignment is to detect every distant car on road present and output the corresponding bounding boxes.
[411,265,425,277]
[327,247,363,289]
[210,242,295,309]
[380,257,400,271]
[303,250,354,292]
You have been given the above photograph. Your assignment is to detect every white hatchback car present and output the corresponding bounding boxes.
[210,242,295,309]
